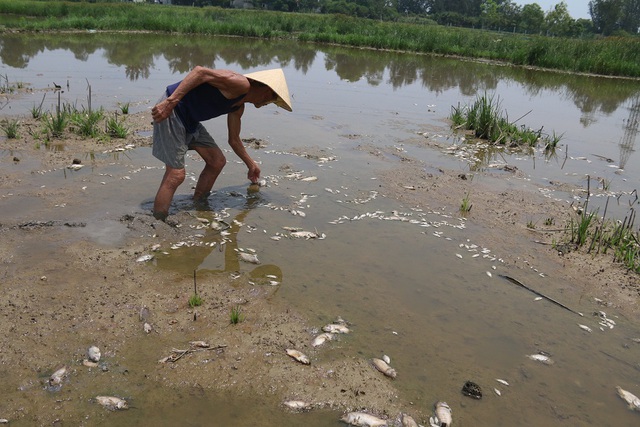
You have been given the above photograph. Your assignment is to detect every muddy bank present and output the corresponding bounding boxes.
[0,111,638,425]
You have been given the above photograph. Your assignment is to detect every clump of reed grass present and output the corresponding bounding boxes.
[43,110,68,138]
[460,192,472,215]
[118,102,130,114]
[450,93,558,150]
[70,108,104,138]
[230,305,244,325]
[106,113,128,138]
[1,119,19,138]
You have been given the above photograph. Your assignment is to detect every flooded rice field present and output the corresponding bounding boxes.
[1,32,640,426]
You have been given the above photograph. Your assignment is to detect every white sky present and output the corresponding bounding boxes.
[513,1,591,20]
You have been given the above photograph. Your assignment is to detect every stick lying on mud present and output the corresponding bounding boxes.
[499,275,583,316]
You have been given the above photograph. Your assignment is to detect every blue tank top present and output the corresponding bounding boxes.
[166,81,246,133]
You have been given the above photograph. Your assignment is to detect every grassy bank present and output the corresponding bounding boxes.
[1,0,640,78]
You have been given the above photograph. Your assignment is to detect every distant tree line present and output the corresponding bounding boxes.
[162,0,640,37]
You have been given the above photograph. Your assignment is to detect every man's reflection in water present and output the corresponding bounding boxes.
[185,184,283,287]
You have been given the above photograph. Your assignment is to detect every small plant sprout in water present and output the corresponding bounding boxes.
[189,270,203,308]
[460,192,472,215]
[230,305,244,325]
[526,219,536,229]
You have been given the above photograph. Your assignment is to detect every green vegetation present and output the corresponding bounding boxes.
[1,119,19,138]
[106,113,129,138]
[1,0,640,78]
[118,102,130,115]
[230,305,244,324]
[460,192,472,215]
[450,93,560,149]
[43,111,68,138]
[189,294,203,307]
[562,179,640,274]
[71,109,104,138]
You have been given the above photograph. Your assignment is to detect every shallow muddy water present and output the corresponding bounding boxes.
[1,32,640,426]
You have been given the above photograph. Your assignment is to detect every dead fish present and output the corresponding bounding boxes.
[136,254,154,263]
[340,411,387,427]
[527,353,554,365]
[239,252,260,264]
[429,401,452,427]
[95,395,129,410]
[382,354,391,364]
[322,323,350,334]
[143,322,152,333]
[286,349,310,365]
[67,163,83,171]
[616,386,640,411]
[49,366,68,387]
[189,341,210,348]
[312,333,333,347]
[290,231,321,239]
[401,413,419,427]
[494,388,501,396]
[301,176,318,182]
[87,346,101,363]
[372,358,397,379]
[578,324,592,333]
[496,379,509,386]
[283,400,311,410]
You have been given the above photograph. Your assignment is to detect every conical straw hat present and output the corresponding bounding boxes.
[244,68,292,112]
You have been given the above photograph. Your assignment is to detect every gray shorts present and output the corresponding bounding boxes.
[152,95,219,169]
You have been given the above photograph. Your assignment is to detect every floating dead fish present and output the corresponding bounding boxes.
[496,379,509,386]
[494,388,501,396]
[143,322,152,333]
[322,323,350,334]
[290,230,325,239]
[301,176,318,182]
[372,358,397,379]
[238,252,260,264]
[136,254,154,263]
[401,413,419,427]
[286,349,310,365]
[340,411,387,427]
[616,386,640,411]
[312,333,333,347]
[95,395,129,410]
[382,354,391,364]
[87,346,101,363]
[67,164,84,171]
[429,401,452,427]
[527,353,554,365]
[283,400,312,410]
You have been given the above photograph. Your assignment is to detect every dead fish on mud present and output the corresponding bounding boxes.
[95,395,129,410]
[372,358,397,379]
[322,323,350,334]
[47,366,68,390]
[136,254,154,263]
[340,411,387,427]
[527,353,554,365]
[616,386,640,411]
[286,349,310,365]
[401,413,419,427]
[289,230,326,240]
[429,401,452,427]
[283,400,312,411]
[312,332,334,347]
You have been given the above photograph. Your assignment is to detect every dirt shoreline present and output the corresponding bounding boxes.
[1,110,638,425]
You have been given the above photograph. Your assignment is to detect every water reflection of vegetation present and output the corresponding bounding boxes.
[1,32,638,121]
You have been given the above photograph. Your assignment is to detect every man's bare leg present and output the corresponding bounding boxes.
[153,165,186,220]
[193,146,226,202]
